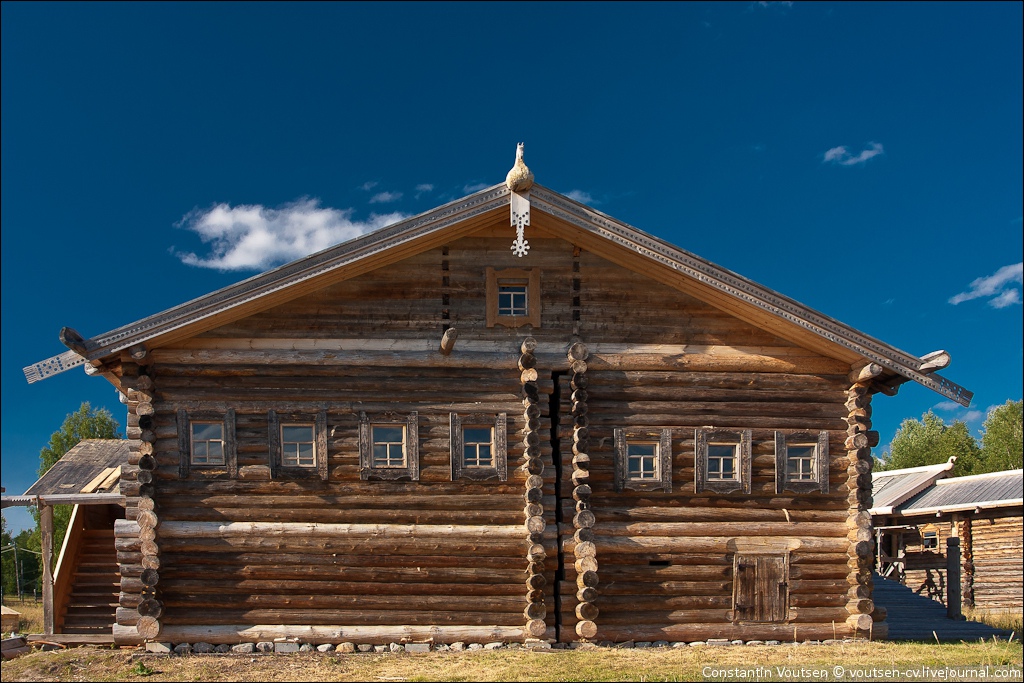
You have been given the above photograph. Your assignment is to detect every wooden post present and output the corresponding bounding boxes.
[40,503,54,635]
[946,536,961,620]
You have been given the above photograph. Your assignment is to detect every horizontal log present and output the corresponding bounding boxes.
[158,521,524,540]
[593,622,856,642]
[161,609,525,627]
[161,593,527,611]
[158,623,528,645]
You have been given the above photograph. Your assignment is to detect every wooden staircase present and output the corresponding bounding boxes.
[60,529,119,634]
[52,505,120,637]
[872,573,1013,641]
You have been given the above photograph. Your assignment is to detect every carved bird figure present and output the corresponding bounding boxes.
[505,142,535,192]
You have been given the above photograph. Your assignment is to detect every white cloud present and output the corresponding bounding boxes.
[369,191,403,204]
[565,190,596,205]
[757,1,793,6]
[948,262,1023,308]
[463,182,490,193]
[174,198,408,271]
[932,401,961,412]
[359,181,379,191]
[931,401,985,428]
[823,142,884,166]
[415,184,434,193]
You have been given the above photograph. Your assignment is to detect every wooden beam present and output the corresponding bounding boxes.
[439,328,459,356]
[40,505,54,636]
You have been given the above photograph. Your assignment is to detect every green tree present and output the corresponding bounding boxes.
[876,410,980,476]
[31,402,120,569]
[1,515,15,597]
[978,399,1023,473]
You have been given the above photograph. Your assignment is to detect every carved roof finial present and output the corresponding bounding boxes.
[505,142,534,192]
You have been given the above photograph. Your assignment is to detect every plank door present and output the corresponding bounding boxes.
[733,553,789,622]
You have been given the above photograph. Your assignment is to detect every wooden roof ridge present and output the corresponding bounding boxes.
[23,182,972,405]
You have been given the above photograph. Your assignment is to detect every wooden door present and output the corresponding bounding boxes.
[733,553,789,622]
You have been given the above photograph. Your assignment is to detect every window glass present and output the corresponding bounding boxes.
[463,427,494,468]
[497,282,528,316]
[372,425,406,467]
[627,442,659,480]
[191,422,224,465]
[707,444,737,480]
[786,445,816,481]
[282,425,316,467]
[922,530,938,549]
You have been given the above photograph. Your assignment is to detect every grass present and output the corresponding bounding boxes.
[0,641,1021,682]
[2,599,44,638]
[964,607,1023,634]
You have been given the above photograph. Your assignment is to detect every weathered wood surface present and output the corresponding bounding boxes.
[131,235,872,643]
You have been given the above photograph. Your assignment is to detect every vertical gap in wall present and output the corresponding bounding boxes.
[550,370,565,642]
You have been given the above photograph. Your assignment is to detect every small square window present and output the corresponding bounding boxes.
[497,282,529,317]
[922,529,938,549]
[191,422,225,466]
[774,431,829,494]
[486,267,541,328]
[707,444,738,481]
[627,442,660,480]
[451,413,507,481]
[695,428,751,494]
[282,425,316,468]
[372,425,407,468]
[177,409,237,479]
[359,412,419,481]
[463,427,494,468]
[615,428,672,492]
[786,445,816,482]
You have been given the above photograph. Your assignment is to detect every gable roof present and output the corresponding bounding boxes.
[869,457,958,515]
[23,182,972,406]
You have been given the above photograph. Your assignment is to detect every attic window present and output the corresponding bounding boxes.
[486,267,541,328]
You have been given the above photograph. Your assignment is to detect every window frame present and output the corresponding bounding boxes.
[774,431,829,494]
[450,412,508,481]
[614,428,673,493]
[486,267,541,328]
[359,411,419,481]
[268,410,329,480]
[280,423,317,468]
[695,428,751,494]
[177,409,237,479]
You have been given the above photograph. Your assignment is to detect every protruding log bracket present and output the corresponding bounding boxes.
[439,328,458,356]
[59,327,92,356]
[859,349,953,398]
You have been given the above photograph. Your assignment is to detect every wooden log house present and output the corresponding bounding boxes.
[872,464,1023,612]
[22,147,975,645]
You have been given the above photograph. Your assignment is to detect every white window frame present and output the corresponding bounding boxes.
[486,267,541,328]
[281,423,317,468]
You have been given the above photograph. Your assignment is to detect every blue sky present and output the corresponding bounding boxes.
[2,2,1021,532]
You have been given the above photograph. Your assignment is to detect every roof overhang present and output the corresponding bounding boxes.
[23,183,973,405]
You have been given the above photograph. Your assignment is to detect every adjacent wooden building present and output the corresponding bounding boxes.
[22,149,974,645]
[872,463,1023,612]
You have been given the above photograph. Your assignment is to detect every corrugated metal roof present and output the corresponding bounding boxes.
[24,439,129,496]
[901,470,1023,512]
[870,459,956,512]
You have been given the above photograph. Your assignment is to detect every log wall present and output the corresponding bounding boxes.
[970,513,1023,610]
[130,233,870,643]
